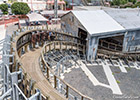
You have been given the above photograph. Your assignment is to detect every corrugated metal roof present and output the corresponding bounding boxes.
[105,8,140,30]
[72,10,125,35]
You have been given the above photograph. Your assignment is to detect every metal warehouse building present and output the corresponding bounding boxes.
[61,9,140,61]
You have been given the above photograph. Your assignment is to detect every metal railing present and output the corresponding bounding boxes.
[0,34,42,100]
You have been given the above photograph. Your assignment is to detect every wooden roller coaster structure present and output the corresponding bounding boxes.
[11,25,92,100]
[10,25,139,100]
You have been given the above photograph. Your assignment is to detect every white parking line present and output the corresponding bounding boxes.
[78,60,100,86]
[118,59,127,73]
[102,61,122,95]
[78,60,122,95]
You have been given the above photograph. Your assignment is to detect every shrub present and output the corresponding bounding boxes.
[124,2,134,8]
[116,80,120,84]
[133,1,140,8]
[111,0,136,7]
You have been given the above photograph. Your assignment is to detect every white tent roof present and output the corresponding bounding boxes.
[72,10,125,35]
[27,13,48,22]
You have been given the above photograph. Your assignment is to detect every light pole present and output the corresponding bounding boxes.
[54,0,58,19]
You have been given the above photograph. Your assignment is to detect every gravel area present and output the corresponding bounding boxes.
[110,66,140,100]
[64,65,140,100]
[64,67,113,100]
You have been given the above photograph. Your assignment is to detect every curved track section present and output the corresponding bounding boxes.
[20,48,66,100]
[11,25,92,100]
[40,41,91,100]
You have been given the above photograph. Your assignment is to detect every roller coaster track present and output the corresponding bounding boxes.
[20,47,66,100]
[4,24,139,100]
[11,25,92,100]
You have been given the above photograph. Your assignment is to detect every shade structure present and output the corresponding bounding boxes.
[27,13,48,22]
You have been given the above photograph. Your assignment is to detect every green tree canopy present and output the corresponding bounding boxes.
[11,2,30,15]
[0,4,8,15]
[111,0,137,6]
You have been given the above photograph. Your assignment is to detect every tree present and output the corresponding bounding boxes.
[111,0,121,6]
[65,1,69,7]
[0,4,8,14]
[11,2,30,15]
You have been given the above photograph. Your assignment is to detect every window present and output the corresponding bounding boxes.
[71,16,74,22]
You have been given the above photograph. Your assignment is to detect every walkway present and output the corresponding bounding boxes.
[20,48,66,100]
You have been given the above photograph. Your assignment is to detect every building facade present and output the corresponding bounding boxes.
[61,9,140,61]
[17,0,65,11]
[17,0,46,10]
[46,0,66,10]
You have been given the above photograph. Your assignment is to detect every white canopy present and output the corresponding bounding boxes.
[27,13,48,22]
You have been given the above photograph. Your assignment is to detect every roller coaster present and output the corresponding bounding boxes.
[0,25,93,100]
[1,23,140,100]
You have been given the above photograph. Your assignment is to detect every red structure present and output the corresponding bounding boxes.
[0,15,20,28]
[46,0,66,10]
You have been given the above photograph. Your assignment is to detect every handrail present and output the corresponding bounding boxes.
[41,41,92,100]
[12,25,88,100]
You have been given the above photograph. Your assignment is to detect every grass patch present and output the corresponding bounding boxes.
[112,72,115,75]
[116,80,120,84]
[126,67,131,71]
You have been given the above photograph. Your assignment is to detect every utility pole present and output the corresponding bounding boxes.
[54,0,58,19]
[31,0,33,11]
[72,0,73,9]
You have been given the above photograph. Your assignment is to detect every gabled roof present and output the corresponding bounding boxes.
[71,10,125,36]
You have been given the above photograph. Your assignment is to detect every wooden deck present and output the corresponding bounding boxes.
[20,47,67,100]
